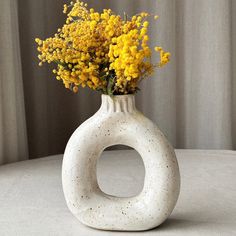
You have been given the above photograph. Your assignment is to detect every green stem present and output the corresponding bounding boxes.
[124,12,127,22]
[107,76,115,96]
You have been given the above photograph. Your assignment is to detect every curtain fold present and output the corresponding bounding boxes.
[175,0,233,149]
[0,0,235,163]
[232,0,236,148]
[0,0,28,165]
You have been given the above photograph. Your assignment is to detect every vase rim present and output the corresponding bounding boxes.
[100,93,136,112]
[101,94,135,98]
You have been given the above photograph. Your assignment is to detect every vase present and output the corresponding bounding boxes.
[62,94,180,231]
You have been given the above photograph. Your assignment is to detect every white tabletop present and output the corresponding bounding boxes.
[0,150,236,236]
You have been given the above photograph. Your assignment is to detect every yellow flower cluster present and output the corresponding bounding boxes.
[35,0,170,95]
[155,47,171,67]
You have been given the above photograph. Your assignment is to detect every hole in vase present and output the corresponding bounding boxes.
[96,145,145,198]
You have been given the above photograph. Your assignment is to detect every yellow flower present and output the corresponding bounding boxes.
[143,21,149,27]
[63,4,68,14]
[73,86,79,93]
[35,0,170,95]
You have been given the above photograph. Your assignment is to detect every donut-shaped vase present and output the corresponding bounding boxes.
[62,95,180,231]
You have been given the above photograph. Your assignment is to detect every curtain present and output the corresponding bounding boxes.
[0,0,235,164]
[0,0,28,165]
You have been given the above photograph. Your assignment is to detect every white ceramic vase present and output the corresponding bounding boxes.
[62,94,180,231]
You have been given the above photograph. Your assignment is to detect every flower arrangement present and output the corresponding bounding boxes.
[35,0,170,95]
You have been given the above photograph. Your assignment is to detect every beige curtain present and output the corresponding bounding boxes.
[0,0,28,165]
[0,0,235,163]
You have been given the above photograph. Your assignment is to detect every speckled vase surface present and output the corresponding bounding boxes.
[62,94,180,231]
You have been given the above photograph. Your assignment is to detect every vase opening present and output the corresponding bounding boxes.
[96,145,145,198]
[100,94,136,113]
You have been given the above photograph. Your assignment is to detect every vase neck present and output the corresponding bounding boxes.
[100,95,136,113]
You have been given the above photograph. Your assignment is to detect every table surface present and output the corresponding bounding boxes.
[0,150,236,236]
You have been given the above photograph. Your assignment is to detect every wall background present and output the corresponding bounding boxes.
[0,0,235,163]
